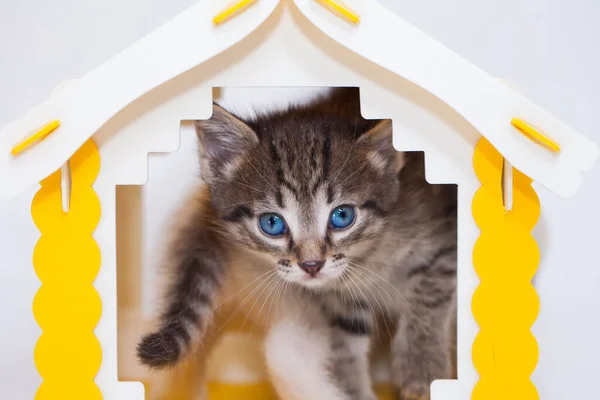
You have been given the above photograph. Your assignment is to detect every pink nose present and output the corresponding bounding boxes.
[299,260,325,277]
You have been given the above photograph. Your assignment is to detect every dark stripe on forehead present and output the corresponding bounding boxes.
[309,132,332,197]
[322,130,331,180]
[268,138,285,207]
[223,206,253,222]
[360,200,387,216]
[310,141,318,171]
[327,184,334,204]
[282,179,301,199]
[275,190,284,208]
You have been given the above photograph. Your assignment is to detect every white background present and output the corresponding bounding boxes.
[0,0,599,399]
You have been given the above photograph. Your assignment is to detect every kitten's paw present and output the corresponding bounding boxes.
[136,331,181,368]
[392,343,452,400]
[360,394,378,400]
[392,358,450,400]
[397,384,429,400]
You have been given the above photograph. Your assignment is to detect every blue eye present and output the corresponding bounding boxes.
[259,213,287,236]
[330,206,356,229]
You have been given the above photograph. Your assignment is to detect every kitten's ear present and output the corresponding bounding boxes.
[358,119,405,173]
[195,104,258,181]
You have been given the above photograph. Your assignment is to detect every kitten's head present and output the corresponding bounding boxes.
[196,95,403,289]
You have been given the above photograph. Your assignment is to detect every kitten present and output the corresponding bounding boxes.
[137,88,457,400]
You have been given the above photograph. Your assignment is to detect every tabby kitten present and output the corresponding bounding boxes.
[137,88,457,400]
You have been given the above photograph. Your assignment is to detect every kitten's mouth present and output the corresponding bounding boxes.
[298,274,329,288]
[298,268,326,284]
[298,264,346,288]
[302,272,322,280]
[277,260,346,288]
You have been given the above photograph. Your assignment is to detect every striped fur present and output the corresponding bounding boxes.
[137,88,457,400]
[137,190,226,369]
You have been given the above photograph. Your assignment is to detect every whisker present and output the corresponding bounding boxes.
[347,266,396,338]
[348,262,422,317]
[250,276,280,335]
[335,266,349,312]
[247,160,278,193]
[240,273,280,333]
[219,198,266,210]
[278,277,292,319]
[336,157,370,188]
[257,275,286,332]
[331,120,358,183]
[344,270,380,342]
[217,268,276,309]
[231,179,264,193]
[348,265,402,318]
[261,275,287,324]
[218,270,278,331]
[346,267,394,333]
[338,271,359,330]
[265,276,284,324]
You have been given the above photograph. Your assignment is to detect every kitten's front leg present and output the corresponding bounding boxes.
[136,200,228,370]
[264,297,376,400]
[392,250,457,400]
[327,300,378,400]
[264,310,347,400]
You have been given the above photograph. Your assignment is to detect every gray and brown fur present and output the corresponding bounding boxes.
[137,88,457,400]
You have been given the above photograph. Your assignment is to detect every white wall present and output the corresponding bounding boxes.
[0,1,599,399]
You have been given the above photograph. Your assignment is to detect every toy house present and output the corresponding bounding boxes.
[0,0,597,399]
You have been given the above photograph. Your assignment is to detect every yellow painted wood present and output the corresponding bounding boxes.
[511,118,560,153]
[213,0,258,25]
[209,383,395,400]
[316,0,360,24]
[472,138,540,400]
[32,139,102,399]
[209,383,277,400]
[145,381,396,399]
[11,120,60,156]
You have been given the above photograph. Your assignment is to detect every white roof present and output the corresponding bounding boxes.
[0,0,597,200]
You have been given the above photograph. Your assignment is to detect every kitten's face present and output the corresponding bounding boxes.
[197,103,402,290]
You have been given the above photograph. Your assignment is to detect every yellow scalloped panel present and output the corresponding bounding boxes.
[32,139,102,400]
[472,138,540,400]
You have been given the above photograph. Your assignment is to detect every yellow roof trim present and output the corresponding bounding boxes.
[511,118,561,153]
[213,0,258,25]
[11,120,61,156]
[316,0,360,24]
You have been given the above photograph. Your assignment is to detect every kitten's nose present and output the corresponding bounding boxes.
[299,260,325,277]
